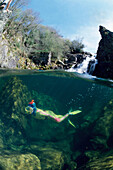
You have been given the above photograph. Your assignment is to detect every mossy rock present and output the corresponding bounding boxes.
[0,77,32,147]
[28,144,70,170]
[0,152,41,170]
[86,154,113,170]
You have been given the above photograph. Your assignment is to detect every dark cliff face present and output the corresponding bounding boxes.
[93,26,113,79]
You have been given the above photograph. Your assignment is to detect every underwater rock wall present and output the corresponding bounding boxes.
[1,76,113,169]
[86,154,113,169]
[0,77,75,169]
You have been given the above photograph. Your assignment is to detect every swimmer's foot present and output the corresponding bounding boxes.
[69,110,81,115]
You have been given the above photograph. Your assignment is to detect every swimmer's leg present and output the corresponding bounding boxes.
[53,113,69,123]
[36,109,69,122]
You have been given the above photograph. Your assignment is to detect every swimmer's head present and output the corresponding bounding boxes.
[25,106,33,114]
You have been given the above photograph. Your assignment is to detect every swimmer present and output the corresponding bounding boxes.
[25,100,81,127]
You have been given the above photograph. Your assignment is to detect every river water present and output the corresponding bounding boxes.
[0,69,113,169]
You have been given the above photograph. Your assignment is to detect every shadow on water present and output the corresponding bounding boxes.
[0,69,113,169]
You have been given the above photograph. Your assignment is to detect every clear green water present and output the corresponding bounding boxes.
[0,69,113,169]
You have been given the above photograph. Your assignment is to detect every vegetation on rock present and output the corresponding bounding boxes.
[1,0,85,69]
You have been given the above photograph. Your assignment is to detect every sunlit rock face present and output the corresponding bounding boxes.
[93,26,113,79]
[0,10,12,34]
[0,10,19,68]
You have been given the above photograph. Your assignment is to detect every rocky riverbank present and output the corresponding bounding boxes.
[0,10,93,71]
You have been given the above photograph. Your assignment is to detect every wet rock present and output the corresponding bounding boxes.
[0,77,32,147]
[0,120,6,149]
[0,152,41,170]
[28,143,73,170]
[64,52,92,69]
[93,26,113,79]
[87,59,97,75]
[86,154,113,170]
[83,98,113,152]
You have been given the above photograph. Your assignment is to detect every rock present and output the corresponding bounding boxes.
[31,145,65,170]
[86,154,113,170]
[0,152,41,170]
[0,10,12,34]
[30,52,50,66]
[0,77,32,147]
[0,11,20,69]
[70,98,113,169]
[64,53,92,69]
[28,143,73,170]
[89,99,113,150]
[93,26,113,79]
[87,59,97,74]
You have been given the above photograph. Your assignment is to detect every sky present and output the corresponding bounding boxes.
[27,0,113,53]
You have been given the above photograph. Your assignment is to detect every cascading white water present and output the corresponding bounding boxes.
[68,55,97,74]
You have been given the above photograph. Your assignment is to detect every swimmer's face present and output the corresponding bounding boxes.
[25,106,33,114]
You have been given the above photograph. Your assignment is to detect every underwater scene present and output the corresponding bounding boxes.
[0,69,113,169]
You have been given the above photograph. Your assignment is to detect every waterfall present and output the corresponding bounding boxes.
[68,55,97,74]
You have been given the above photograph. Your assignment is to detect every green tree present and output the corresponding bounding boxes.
[37,26,65,61]
[3,0,40,57]
[70,38,85,53]
[25,25,65,63]
[2,0,85,67]
[63,39,72,55]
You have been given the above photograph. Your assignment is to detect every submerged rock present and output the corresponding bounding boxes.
[86,154,113,170]
[28,143,75,170]
[89,99,113,150]
[93,26,113,79]
[0,77,32,147]
[70,98,113,169]
[29,144,65,170]
[0,152,41,170]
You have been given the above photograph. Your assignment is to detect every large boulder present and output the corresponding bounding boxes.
[0,151,41,170]
[93,26,113,79]
[28,144,72,170]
